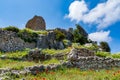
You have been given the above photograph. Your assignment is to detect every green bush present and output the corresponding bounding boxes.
[18,28,38,42]
[54,30,65,41]
[73,24,88,45]
[3,26,20,33]
[95,51,110,57]
[100,42,111,52]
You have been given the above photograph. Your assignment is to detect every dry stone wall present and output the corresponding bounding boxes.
[66,48,120,69]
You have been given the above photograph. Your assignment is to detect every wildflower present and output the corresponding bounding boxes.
[50,72,55,75]
[33,78,37,80]
[117,70,120,73]
[113,73,116,76]
[42,77,46,80]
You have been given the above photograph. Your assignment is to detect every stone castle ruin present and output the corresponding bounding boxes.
[26,15,46,30]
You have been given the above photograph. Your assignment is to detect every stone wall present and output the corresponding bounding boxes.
[66,48,120,69]
[64,56,120,70]
[0,29,36,52]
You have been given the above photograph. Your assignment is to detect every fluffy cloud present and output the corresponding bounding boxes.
[66,0,88,22]
[88,31,112,42]
[66,0,120,30]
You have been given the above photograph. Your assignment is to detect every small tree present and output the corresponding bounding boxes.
[100,42,111,52]
[73,24,88,45]
[54,30,65,41]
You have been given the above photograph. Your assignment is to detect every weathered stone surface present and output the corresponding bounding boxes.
[26,49,52,61]
[67,48,95,61]
[0,30,36,52]
[65,56,120,70]
[37,31,65,49]
[26,15,46,30]
[55,28,73,41]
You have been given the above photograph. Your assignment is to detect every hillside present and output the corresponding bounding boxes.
[0,24,120,80]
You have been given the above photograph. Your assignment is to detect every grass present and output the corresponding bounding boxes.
[0,49,29,58]
[13,68,120,80]
[0,57,61,70]
[112,53,120,59]
[42,47,71,55]
[41,58,60,64]
[95,51,111,57]
[0,59,39,70]
[21,28,48,35]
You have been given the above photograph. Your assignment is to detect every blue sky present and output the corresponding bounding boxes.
[0,0,120,53]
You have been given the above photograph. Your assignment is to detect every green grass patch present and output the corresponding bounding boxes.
[112,53,120,59]
[41,58,60,64]
[42,48,71,55]
[0,49,29,58]
[95,51,110,57]
[0,59,39,70]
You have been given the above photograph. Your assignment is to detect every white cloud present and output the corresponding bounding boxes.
[65,0,88,23]
[88,31,112,42]
[66,0,120,30]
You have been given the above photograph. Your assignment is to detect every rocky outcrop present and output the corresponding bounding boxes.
[55,28,73,41]
[25,15,46,30]
[37,31,65,49]
[0,29,36,52]
[0,29,66,52]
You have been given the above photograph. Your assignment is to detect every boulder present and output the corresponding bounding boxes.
[25,15,46,30]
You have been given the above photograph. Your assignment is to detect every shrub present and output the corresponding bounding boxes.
[100,42,111,52]
[54,30,65,41]
[18,28,38,42]
[3,26,20,33]
[73,24,88,45]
